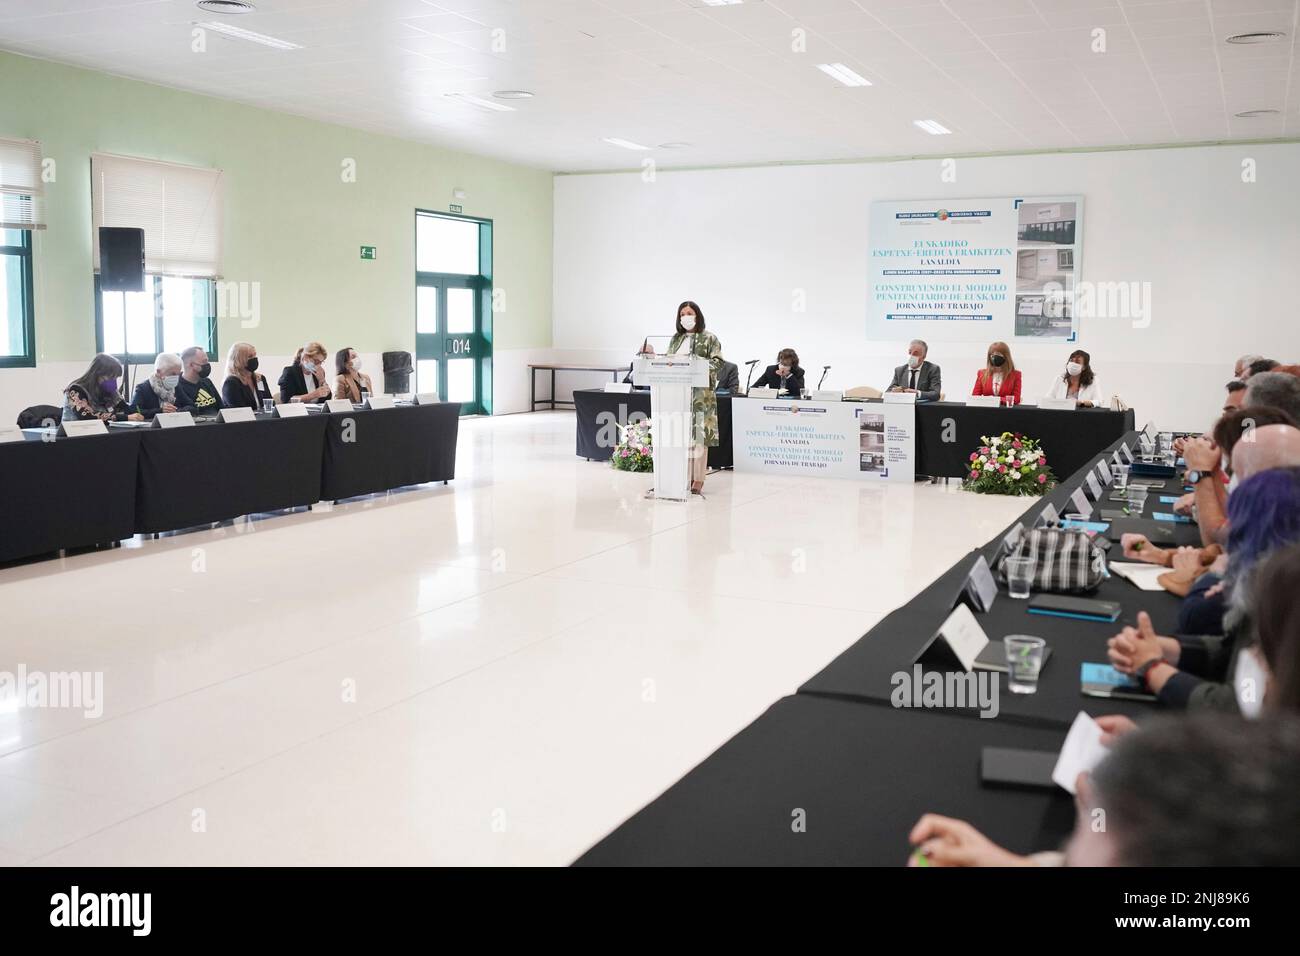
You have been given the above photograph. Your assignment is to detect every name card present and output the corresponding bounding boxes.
[1096,459,1112,483]
[1069,486,1093,517]
[965,395,1001,408]
[413,392,440,405]
[1040,397,1078,411]
[747,386,778,399]
[59,419,108,438]
[366,394,397,410]
[1120,443,1135,463]
[811,389,843,402]
[1036,501,1059,527]
[275,403,309,418]
[883,390,917,404]
[1084,471,1103,500]
[964,554,998,612]
[0,425,23,444]
[1001,522,1025,556]
[219,407,256,423]
[603,382,633,394]
[153,411,195,429]
[933,603,991,672]
[325,399,354,413]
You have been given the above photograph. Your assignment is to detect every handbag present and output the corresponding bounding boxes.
[998,527,1107,594]
[1109,394,1129,411]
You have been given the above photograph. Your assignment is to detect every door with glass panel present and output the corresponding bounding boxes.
[415,211,492,415]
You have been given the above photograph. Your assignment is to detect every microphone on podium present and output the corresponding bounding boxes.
[817,365,831,390]
[743,359,760,392]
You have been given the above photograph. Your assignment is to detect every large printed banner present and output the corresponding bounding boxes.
[731,398,914,482]
[868,196,1083,342]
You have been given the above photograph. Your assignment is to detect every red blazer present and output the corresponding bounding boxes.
[972,368,1022,406]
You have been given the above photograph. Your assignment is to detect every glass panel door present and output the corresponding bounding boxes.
[414,274,484,413]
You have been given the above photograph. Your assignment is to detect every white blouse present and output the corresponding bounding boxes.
[1045,376,1102,403]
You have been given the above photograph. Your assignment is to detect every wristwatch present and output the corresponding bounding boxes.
[1186,469,1213,485]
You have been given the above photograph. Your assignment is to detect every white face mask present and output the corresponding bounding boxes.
[679,314,696,331]
[907,354,921,369]
[352,358,363,372]
[162,374,179,389]
[303,360,317,373]
[1066,362,1084,376]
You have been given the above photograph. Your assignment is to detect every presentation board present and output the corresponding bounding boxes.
[868,196,1083,343]
[731,398,914,482]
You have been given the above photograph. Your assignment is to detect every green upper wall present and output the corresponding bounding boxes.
[0,50,553,362]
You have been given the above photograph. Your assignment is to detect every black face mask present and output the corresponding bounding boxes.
[989,353,1006,368]
[246,356,260,372]
[198,362,212,378]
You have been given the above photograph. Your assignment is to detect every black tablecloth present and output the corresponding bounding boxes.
[134,416,329,533]
[572,389,733,469]
[0,431,142,563]
[915,402,1135,480]
[574,695,1074,866]
[320,403,460,500]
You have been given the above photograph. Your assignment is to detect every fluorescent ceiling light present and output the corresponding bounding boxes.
[1234,108,1280,118]
[602,137,650,150]
[492,90,534,99]
[1226,32,1285,44]
[444,92,516,112]
[194,20,300,50]
[913,119,951,135]
[816,63,871,87]
[699,0,744,6]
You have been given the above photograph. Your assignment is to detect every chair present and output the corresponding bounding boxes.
[845,385,882,399]
[16,404,60,429]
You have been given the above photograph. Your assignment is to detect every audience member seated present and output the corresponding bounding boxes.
[715,359,739,393]
[1245,370,1300,421]
[907,715,1300,866]
[1044,348,1100,406]
[886,339,941,401]
[1253,543,1300,714]
[1246,358,1280,379]
[1234,353,1262,380]
[61,353,144,423]
[1223,379,1247,413]
[130,352,181,420]
[221,342,274,410]
[751,348,804,395]
[333,347,374,403]
[279,341,332,404]
[971,341,1021,406]
[174,346,223,414]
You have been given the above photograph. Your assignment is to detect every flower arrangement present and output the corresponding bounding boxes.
[611,419,653,472]
[962,431,1056,496]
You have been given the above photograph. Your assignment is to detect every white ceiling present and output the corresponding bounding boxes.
[1,0,1298,172]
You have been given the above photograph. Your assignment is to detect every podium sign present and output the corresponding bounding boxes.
[632,355,709,501]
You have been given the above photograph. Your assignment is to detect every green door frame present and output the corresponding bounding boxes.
[414,210,493,416]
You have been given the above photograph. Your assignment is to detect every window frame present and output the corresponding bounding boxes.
[0,229,36,369]
[93,273,218,366]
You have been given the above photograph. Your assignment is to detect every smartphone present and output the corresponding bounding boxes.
[980,747,1058,790]
[1027,594,1122,622]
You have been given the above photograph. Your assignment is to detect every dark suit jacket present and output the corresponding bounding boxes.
[222,374,274,411]
[888,361,941,402]
[130,381,168,419]
[752,364,804,394]
[716,360,739,393]
[278,363,329,404]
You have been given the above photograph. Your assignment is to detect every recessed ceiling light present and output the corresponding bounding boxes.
[492,90,534,99]
[195,0,255,13]
[444,92,516,112]
[602,137,650,150]
[1226,32,1286,44]
[657,142,692,149]
[816,63,871,87]
[697,1,744,6]
[913,119,952,135]
[194,20,300,49]
[1234,108,1280,118]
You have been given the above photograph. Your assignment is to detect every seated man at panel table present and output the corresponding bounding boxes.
[715,358,739,394]
[886,339,941,401]
[174,346,223,415]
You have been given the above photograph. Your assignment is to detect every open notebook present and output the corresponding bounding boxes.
[1109,561,1167,591]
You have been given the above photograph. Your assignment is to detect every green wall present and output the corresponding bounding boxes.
[0,50,553,362]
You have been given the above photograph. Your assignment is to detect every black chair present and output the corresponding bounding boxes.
[16,404,60,429]
[383,350,413,394]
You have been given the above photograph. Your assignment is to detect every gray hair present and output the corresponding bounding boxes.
[180,345,206,364]
[908,339,928,357]
[1237,353,1263,372]
[153,351,181,372]
[1246,371,1300,422]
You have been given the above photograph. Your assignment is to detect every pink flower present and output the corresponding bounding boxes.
[970,470,980,480]
[1038,458,1046,467]
[969,452,978,461]
[979,446,990,455]
[1037,473,1047,484]
[1013,441,1023,449]
[998,464,1008,473]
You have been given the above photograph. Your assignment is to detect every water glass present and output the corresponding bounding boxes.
[1004,635,1047,694]
[261,398,275,415]
[1005,556,1035,599]
[1125,487,1149,515]
[1115,464,1130,491]
[1004,395,1017,408]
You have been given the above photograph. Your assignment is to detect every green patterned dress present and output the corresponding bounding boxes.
[668,330,723,447]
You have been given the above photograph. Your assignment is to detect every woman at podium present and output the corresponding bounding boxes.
[668,301,723,495]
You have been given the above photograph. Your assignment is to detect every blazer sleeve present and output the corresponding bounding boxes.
[752,366,776,389]
[788,367,806,393]
[221,376,245,410]
[919,364,941,402]
[131,382,159,418]
[972,370,986,396]
[278,366,302,404]
[1009,371,1023,405]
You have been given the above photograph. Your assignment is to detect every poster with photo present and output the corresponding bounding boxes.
[868,196,1083,342]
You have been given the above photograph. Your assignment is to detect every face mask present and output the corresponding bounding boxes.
[679,315,696,331]
[163,374,180,389]
[100,377,118,395]
[302,359,317,373]
[246,356,260,372]
[1066,361,1083,376]
[907,355,921,369]
[989,353,1006,368]
[198,362,212,378]
[352,358,362,372]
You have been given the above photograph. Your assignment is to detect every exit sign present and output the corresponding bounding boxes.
[360,246,377,260]
[449,204,463,214]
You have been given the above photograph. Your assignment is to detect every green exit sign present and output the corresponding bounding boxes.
[359,245,377,260]
[449,204,463,214]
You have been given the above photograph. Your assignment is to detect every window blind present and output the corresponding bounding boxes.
[91,152,224,278]
[0,136,46,230]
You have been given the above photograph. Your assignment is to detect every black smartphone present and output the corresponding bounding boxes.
[1027,593,1122,622]
[980,747,1058,790]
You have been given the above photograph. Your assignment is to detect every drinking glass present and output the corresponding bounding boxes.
[1005,556,1035,599]
[1125,487,1149,515]
[1004,635,1047,694]
[261,398,275,415]
[1115,464,1130,491]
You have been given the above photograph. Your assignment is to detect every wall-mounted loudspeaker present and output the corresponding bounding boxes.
[99,227,146,292]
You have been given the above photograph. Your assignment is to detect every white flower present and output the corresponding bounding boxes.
[1010,471,1020,480]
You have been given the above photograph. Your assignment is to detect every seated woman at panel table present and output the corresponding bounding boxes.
[1044,348,1101,407]
[750,348,805,395]
[62,353,144,423]
[278,341,332,404]
[333,346,374,403]
[130,352,182,420]
[971,341,1022,406]
[221,341,275,411]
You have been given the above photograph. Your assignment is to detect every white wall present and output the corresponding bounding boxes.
[553,143,1300,431]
